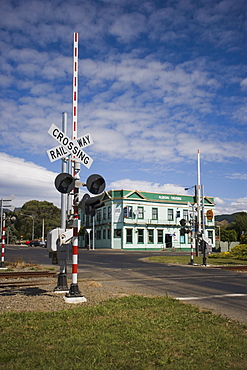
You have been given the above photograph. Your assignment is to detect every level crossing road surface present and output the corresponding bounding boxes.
[4,245,247,325]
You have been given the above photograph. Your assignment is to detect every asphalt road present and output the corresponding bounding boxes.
[3,245,247,325]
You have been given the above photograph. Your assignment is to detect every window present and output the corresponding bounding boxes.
[114,229,122,238]
[180,229,186,244]
[103,208,106,220]
[183,210,189,221]
[152,208,158,220]
[124,206,133,218]
[126,228,133,243]
[103,229,106,239]
[208,230,213,244]
[107,206,111,219]
[168,209,174,221]
[148,229,154,243]
[108,229,111,239]
[96,230,101,240]
[137,206,144,219]
[157,229,163,243]
[96,209,101,222]
[137,229,144,243]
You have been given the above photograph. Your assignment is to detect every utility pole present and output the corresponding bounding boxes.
[54,112,69,293]
[196,149,201,257]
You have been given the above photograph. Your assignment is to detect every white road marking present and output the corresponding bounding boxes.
[176,293,247,300]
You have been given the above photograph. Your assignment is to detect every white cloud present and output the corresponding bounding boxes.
[109,178,187,195]
[214,196,247,215]
[0,152,60,208]
[226,173,247,180]
[214,197,225,205]
[110,13,146,42]
[240,78,247,90]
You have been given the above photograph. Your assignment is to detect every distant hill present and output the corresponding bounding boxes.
[215,212,244,223]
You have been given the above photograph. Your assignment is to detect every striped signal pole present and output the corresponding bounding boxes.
[196,149,201,256]
[189,229,194,265]
[72,32,78,144]
[0,213,6,269]
[64,32,86,303]
[188,203,196,265]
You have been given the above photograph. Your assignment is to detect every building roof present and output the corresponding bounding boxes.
[101,189,215,206]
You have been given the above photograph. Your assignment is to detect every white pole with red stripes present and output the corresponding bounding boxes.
[189,229,194,265]
[0,213,6,269]
[64,32,86,303]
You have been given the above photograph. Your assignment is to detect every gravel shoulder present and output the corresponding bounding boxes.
[0,265,143,313]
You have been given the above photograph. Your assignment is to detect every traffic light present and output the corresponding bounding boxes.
[79,194,105,217]
[180,228,186,236]
[79,174,106,217]
[180,219,186,226]
[179,219,190,235]
[180,227,190,236]
[86,174,105,194]
[55,173,75,194]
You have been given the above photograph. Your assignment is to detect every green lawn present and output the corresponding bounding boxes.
[146,255,247,265]
[1,296,247,369]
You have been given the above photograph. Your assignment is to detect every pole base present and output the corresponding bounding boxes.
[188,260,196,265]
[54,273,69,293]
[63,283,87,303]
[0,262,6,269]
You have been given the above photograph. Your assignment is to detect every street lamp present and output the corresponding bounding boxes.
[21,214,34,240]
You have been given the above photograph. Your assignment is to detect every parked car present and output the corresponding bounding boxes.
[29,240,40,247]
[27,240,47,247]
[39,240,47,248]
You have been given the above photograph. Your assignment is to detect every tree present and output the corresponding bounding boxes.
[15,200,61,240]
[4,212,20,244]
[220,229,237,251]
[240,233,247,244]
[233,212,247,239]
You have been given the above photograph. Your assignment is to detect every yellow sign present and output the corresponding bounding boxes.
[206,210,214,220]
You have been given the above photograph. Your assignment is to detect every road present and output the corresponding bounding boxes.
[3,245,247,325]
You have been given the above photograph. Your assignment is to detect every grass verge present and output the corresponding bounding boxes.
[1,259,55,272]
[0,295,247,369]
[146,255,247,265]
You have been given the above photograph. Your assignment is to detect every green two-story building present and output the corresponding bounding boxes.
[79,189,215,250]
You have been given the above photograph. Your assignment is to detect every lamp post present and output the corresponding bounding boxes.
[21,214,34,240]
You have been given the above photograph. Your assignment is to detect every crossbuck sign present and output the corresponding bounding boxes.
[47,123,93,169]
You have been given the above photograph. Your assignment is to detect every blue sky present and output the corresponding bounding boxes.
[0,0,246,214]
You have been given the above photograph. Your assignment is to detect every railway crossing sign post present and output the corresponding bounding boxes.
[46,33,89,303]
[47,123,93,169]
[47,33,101,304]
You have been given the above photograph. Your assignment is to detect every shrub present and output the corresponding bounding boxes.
[229,244,247,261]
[208,252,231,259]
[240,233,247,244]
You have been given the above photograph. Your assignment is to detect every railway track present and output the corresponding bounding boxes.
[0,271,57,279]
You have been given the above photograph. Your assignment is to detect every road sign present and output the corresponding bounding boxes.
[48,123,93,168]
[47,133,93,163]
[1,195,15,212]
[1,194,15,202]
[47,144,69,162]
[206,209,214,220]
